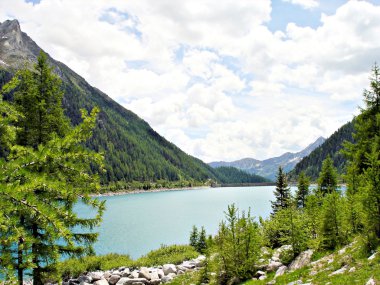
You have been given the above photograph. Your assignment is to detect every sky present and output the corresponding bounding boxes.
[1,0,379,162]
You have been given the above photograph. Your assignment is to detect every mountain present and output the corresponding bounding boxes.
[209,136,326,181]
[213,166,270,185]
[0,19,227,187]
[289,121,355,181]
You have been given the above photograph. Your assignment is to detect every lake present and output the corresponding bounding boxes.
[75,186,289,259]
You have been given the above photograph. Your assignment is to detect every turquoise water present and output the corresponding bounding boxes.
[75,186,282,259]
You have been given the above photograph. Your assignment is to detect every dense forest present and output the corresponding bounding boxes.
[289,120,355,180]
[213,166,270,184]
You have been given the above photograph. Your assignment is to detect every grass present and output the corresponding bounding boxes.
[58,244,198,280]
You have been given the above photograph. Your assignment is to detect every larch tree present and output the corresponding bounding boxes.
[0,52,105,285]
[317,156,338,196]
[271,166,291,214]
[296,171,310,208]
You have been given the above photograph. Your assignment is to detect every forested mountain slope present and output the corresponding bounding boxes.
[289,120,355,180]
[0,19,225,185]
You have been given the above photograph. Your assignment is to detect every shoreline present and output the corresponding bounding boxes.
[90,185,211,197]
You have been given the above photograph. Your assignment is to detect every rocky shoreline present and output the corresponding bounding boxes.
[62,255,206,285]
[91,186,211,198]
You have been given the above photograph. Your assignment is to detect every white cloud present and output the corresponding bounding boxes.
[0,0,379,162]
[283,0,319,10]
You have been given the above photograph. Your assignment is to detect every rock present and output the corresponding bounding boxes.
[267,280,276,285]
[260,247,271,256]
[116,278,130,285]
[130,270,139,279]
[78,276,92,283]
[289,249,314,271]
[108,275,121,285]
[177,270,185,275]
[150,270,160,280]
[104,272,112,280]
[254,270,266,278]
[271,257,280,262]
[338,247,346,255]
[182,261,196,269]
[259,275,267,280]
[267,261,283,272]
[287,280,302,285]
[118,278,149,285]
[348,267,356,273]
[163,264,177,275]
[138,268,151,280]
[161,276,173,283]
[150,279,161,285]
[94,279,109,285]
[157,269,165,278]
[227,277,240,285]
[89,272,104,282]
[80,282,92,285]
[368,252,377,260]
[366,277,376,285]
[274,266,287,278]
[167,273,176,279]
[176,265,187,272]
[328,265,348,276]
[121,269,131,278]
[69,279,79,285]
[272,245,293,264]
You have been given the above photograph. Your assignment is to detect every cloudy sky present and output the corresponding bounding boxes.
[1,0,379,162]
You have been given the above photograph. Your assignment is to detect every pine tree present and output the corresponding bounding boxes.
[296,171,310,208]
[0,52,104,284]
[317,156,338,196]
[189,225,198,248]
[197,227,208,254]
[271,166,291,214]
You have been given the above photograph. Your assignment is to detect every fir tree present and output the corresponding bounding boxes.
[317,156,338,196]
[271,166,291,214]
[296,171,310,208]
[197,227,208,254]
[189,225,199,248]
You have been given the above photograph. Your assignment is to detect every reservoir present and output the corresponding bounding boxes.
[75,186,284,259]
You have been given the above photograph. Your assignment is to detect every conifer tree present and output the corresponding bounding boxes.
[317,156,338,195]
[0,52,104,284]
[296,171,310,208]
[189,225,199,248]
[271,166,291,214]
[197,227,208,254]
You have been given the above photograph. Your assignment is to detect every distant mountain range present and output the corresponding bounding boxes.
[289,121,355,181]
[209,136,326,181]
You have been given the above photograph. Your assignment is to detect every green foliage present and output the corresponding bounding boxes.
[135,244,198,267]
[296,171,310,208]
[271,166,291,214]
[213,166,270,184]
[317,156,338,195]
[189,225,208,254]
[0,53,104,284]
[215,204,261,282]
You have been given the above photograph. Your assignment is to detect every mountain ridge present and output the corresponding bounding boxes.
[209,136,326,180]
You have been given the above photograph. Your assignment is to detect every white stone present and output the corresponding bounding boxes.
[94,278,109,285]
[274,266,287,278]
[289,249,314,271]
[328,265,348,276]
[163,264,177,275]
[366,277,376,285]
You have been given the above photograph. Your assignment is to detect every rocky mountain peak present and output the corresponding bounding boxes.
[0,19,23,50]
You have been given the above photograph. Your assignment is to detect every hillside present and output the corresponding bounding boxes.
[289,120,355,180]
[213,166,270,184]
[209,137,325,181]
[0,19,224,186]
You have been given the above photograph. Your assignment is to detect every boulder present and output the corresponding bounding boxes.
[94,279,109,285]
[138,268,151,280]
[78,276,92,283]
[181,261,196,269]
[368,252,377,261]
[121,269,131,278]
[130,270,139,279]
[89,272,104,282]
[118,278,149,285]
[167,273,176,279]
[193,256,206,267]
[108,275,121,285]
[349,267,356,273]
[267,261,283,272]
[274,266,287,278]
[116,278,130,285]
[259,275,267,280]
[163,264,177,275]
[289,249,314,271]
[272,245,293,264]
[254,270,266,278]
[161,276,173,283]
[176,265,187,272]
[104,272,112,280]
[150,270,160,280]
[286,280,302,285]
[150,280,161,285]
[267,280,276,285]
[157,269,165,278]
[260,247,270,257]
[366,277,376,285]
[328,265,348,276]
